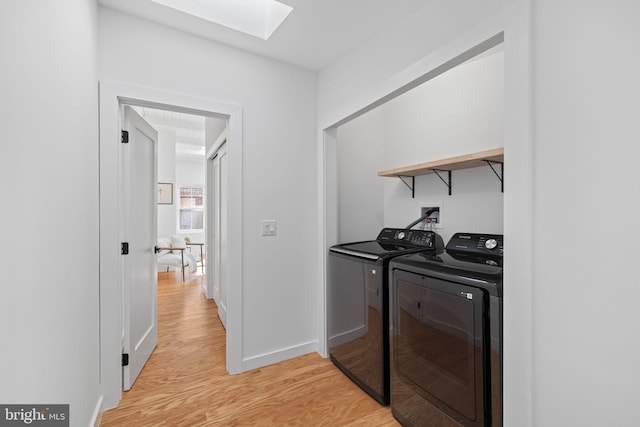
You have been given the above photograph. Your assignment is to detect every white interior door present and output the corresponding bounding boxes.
[122,106,158,390]
[211,142,228,328]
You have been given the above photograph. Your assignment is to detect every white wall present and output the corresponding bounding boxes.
[157,128,208,246]
[383,166,504,243]
[176,158,205,191]
[336,49,504,244]
[336,107,385,243]
[157,128,177,239]
[532,1,640,426]
[382,48,504,242]
[0,1,102,426]
[98,7,318,368]
[381,49,504,167]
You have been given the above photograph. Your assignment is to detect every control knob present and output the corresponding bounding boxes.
[397,232,405,240]
[485,238,498,250]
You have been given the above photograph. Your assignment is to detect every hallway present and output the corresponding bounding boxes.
[100,272,398,426]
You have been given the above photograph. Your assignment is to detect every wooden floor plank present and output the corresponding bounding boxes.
[100,272,399,426]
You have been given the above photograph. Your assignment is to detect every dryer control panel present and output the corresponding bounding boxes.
[446,233,504,256]
[376,228,444,250]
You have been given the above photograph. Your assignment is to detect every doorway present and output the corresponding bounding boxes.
[131,106,224,287]
[99,82,244,409]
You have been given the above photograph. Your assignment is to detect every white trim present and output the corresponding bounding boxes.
[206,126,228,159]
[501,3,533,425]
[317,126,337,358]
[99,81,244,410]
[89,396,103,427]
[240,341,319,372]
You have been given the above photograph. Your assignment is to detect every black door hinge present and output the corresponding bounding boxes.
[121,242,129,255]
[122,353,129,366]
[121,130,129,144]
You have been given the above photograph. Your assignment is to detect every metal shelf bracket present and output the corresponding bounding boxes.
[430,169,452,196]
[397,175,415,198]
[484,160,504,192]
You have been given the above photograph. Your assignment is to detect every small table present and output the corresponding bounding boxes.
[187,242,205,274]
[157,247,186,281]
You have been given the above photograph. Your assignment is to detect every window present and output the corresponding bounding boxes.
[179,186,204,231]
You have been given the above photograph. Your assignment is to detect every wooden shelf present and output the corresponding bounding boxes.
[377,148,504,197]
[377,148,503,177]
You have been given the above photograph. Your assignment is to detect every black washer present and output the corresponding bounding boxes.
[327,228,444,404]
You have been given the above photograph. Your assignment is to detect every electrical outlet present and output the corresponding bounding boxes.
[419,202,443,229]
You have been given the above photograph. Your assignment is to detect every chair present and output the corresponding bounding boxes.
[186,242,205,274]
[157,236,187,281]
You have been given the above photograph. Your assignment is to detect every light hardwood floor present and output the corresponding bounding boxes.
[100,272,399,426]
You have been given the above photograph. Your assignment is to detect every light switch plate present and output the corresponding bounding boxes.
[261,220,277,236]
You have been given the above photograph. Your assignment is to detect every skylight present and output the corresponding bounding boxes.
[150,0,293,40]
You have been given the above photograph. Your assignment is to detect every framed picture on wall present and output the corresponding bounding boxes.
[158,183,173,204]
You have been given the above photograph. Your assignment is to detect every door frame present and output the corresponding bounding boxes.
[98,81,244,409]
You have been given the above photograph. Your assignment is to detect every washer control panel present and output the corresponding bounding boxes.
[446,233,504,256]
[376,228,444,250]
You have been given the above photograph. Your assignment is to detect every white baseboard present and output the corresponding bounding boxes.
[90,396,104,427]
[240,341,319,372]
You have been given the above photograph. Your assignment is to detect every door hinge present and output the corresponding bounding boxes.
[122,353,129,367]
[121,242,129,255]
[121,130,129,144]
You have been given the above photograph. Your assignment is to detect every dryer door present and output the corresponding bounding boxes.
[392,269,490,427]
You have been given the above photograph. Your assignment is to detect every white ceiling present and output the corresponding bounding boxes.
[133,106,209,160]
[98,0,432,70]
